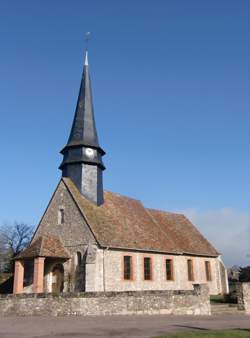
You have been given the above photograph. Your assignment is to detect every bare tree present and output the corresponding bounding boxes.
[0,222,34,272]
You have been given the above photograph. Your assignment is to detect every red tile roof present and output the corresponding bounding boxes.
[63,178,219,257]
[16,235,70,259]
[148,209,218,256]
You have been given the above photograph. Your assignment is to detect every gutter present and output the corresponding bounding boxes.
[99,244,219,258]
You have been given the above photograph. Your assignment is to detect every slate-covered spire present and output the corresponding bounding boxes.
[61,51,105,156]
[59,51,105,206]
[64,52,103,152]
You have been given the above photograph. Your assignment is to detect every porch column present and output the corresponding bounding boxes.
[33,257,45,293]
[13,260,24,294]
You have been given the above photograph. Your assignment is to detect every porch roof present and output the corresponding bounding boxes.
[16,235,70,259]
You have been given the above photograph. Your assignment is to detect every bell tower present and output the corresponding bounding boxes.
[59,52,105,205]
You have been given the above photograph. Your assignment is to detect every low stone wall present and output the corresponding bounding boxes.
[237,282,250,314]
[0,284,210,317]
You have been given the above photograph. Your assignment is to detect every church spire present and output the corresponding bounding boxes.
[59,51,105,206]
[63,51,104,154]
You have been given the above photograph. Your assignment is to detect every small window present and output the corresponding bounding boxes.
[205,261,212,281]
[166,259,174,281]
[144,257,152,280]
[58,208,65,225]
[123,256,132,280]
[187,259,194,281]
[77,252,82,266]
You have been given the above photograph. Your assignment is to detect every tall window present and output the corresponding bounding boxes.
[144,257,152,280]
[77,252,82,267]
[205,261,212,281]
[187,259,194,281]
[166,259,174,281]
[123,256,132,280]
[58,208,65,225]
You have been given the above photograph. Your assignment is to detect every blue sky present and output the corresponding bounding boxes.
[0,1,249,266]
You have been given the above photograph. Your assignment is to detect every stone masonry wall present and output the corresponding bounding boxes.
[95,249,224,295]
[34,180,96,253]
[237,283,250,314]
[0,285,210,317]
[24,180,227,296]
[30,180,97,292]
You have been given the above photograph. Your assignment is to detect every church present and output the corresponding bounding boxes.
[13,50,228,296]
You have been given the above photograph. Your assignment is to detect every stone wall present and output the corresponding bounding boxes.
[29,180,98,293]
[34,180,96,253]
[237,283,250,314]
[20,180,227,296]
[95,248,224,295]
[0,284,210,317]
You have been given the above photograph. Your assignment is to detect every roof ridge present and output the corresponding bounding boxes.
[104,190,141,203]
[147,208,184,216]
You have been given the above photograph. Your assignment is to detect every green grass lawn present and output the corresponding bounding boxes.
[210,295,226,303]
[154,329,250,338]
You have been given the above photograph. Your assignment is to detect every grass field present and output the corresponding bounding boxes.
[210,295,226,303]
[154,329,250,338]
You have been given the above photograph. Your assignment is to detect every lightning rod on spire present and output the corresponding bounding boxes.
[85,32,91,49]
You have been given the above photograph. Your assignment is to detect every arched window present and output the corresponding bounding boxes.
[58,208,65,225]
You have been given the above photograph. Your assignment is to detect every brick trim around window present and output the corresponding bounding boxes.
[205,260,212,281]
[187,259,195,281]
[143,255,153,281]
[122,254,134,281]
[165,258,174,281]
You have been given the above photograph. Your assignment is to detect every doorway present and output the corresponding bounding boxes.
[52,264,64,293]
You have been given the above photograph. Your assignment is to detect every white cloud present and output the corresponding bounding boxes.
[182,208,250,267]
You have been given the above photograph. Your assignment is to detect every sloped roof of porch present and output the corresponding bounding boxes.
[16,235,70,259]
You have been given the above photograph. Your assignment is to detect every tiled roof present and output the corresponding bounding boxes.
[63,178,219,257]
[16,235,70,259]
[147,209,218,256]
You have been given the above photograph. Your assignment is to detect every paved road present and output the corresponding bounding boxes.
[0,314,249,338]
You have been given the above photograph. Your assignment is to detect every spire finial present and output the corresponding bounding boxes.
[84,32,91,66]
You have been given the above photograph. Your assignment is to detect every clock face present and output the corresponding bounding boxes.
[85,147,94,158]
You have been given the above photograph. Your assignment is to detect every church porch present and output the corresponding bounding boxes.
[13,235,70,294]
